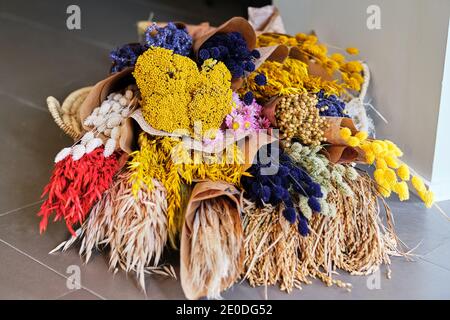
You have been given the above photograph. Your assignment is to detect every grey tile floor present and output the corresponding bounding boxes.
[0,0,449,300]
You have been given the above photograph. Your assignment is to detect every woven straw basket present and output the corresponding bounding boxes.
[47,87,92,140]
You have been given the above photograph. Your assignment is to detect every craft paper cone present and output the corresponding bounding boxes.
[180,181,243,300]
[78,67,135,154]
[323,116,358,145]
[253,44,289,71]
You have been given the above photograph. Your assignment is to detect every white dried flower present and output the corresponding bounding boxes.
[81,131,95,145]
[113,93,122,101]
[83,115,95,126]
[92,107,100,116]
[93,116,105,128]
[85,138,103,154]
[125,90,133,100]
[111,102,122,112]
[72,144,86,161]
[110,126,120,139]
[107,115,122,128]
[103,138,116,157]
[97,123,107,133]
[119,97,127,107]
[54,147,72,163]
[99,101,111,115]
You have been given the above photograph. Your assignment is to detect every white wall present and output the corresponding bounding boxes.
[275,0,450,200]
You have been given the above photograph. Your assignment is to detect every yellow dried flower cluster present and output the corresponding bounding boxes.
[128,132,248,246]
[277,94,328,147]
[243,57,343,101]
[340,129,434,207]
[256,33,364,92]
[133,47,232,136]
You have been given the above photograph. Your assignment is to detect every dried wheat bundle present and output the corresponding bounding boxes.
[77,171,171,291]
[188,197,244,300]
[242,200,300,294]
[242,172,404,294]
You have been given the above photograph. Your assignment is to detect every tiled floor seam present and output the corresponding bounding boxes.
[0,238,107,300]
[0,200,43,217]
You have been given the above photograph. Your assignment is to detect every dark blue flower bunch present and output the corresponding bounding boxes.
[198,32,260,79]
[241,143,323,236]
[144,22,193,56]
[316,90,349,117]
[109,43,147,73]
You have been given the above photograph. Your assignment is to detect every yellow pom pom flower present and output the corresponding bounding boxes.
[384,168,398,186]
[419,190,434,208]
[374,169,385,184]
[355,131,368,142]
[346,47,359,55]
[376,158,388,170]
[340,127,352,140]
[377,181,392,197]
[397,164,410,181]
[347,136,360,147]
[385,155,400,169]
[330,52,345,64]
[365,150,375,164]
[371,142,383,155]
[411,175,426,193]
[394,181,410,201]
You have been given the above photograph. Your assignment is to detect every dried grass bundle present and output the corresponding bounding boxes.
[242,172,404,294]
[186,196,244,300]
[53,171,172,292]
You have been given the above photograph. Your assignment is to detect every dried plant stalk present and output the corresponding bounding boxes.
[242,173,404,294]
[188,197,244,300]
[54,171,172,292]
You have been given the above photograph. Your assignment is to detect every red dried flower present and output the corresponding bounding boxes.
[38,147,121,235]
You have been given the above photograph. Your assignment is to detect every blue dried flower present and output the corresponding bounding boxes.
[297,216,310,236]
[316,90,349,117]
[243,91,254,105]
[199,49,210,60]
[307,197,321,212]
[198,31,257,78]
[254,73,267,86]
[283,207,297,224]
[109,43,147,73]
[144,22,192,56]
[242,143,324,237]
[251,49,261,59]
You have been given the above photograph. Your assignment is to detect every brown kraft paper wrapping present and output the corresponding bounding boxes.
[180,181,243,300]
